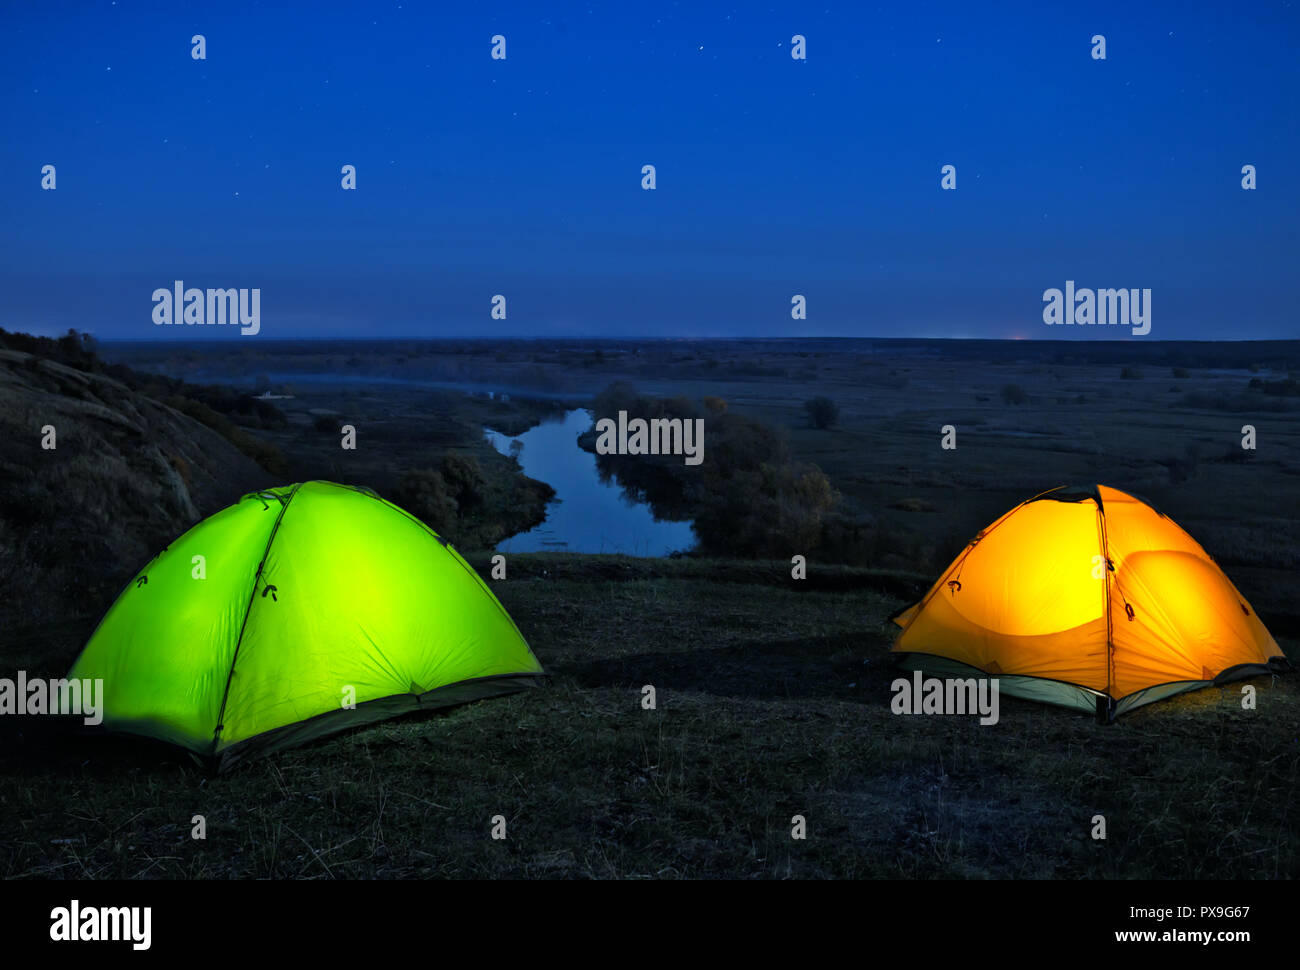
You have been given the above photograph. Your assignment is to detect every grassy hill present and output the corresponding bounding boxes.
[2,554,1295,879]
[0,346,273,632]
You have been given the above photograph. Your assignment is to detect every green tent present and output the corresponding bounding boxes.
[66,481,544,769]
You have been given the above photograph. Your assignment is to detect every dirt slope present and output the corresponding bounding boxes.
[0,348,271,632]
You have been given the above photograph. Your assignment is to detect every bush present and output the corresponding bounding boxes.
[804,396,840,429]
[392,454,495,541]
[439,453,486,511]
[1256,378,1300,397]
[0,327,100,371]
[1121,366,1143,380]
[694,461,836,558]
[394,468,457,535]
[163,395,288,476]
[1000,384,1027,405]
[583,382,847,559]
[1162,443,1201,484]
[592,381,642,418]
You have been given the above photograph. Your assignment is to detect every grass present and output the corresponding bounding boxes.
[2,555,1295,880]
[4,337,1297,879]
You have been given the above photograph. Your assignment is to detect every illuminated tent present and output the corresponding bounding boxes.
[891,485,1287,720]
[65,481,544,769]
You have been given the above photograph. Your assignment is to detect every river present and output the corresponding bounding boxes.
[484,409,696,556]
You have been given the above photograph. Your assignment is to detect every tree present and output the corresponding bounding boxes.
[804,396,840,429]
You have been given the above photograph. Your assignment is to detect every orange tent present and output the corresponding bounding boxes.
[891,485,1288,720]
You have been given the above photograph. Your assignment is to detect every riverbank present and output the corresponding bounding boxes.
[231,377,566,551]
[485,408,696,556]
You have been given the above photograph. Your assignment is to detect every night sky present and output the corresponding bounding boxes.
[2,1,1296,340]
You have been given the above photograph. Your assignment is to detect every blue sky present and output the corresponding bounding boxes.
[1,1,1296,340]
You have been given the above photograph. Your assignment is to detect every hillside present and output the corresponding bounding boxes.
[0,347,272,632]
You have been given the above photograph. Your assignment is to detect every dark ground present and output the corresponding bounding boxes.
[1,336,1296,878]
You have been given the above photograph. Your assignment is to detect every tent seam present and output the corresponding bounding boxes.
[210,483,303,756]
[1097,500,1116,701]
